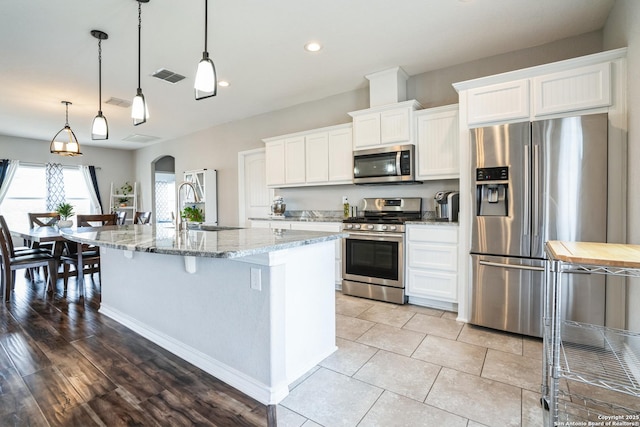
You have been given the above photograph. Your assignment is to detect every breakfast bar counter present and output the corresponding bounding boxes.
[61,225,346,408]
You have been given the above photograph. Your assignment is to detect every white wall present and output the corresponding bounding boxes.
[603,0,640,331]
[0,134,134,212]
[133,89,369,225]
[134,31,603,226]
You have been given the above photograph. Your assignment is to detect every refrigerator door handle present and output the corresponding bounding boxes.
[533,144,540,237]
[524,144,531,236]
[479,260,545,272]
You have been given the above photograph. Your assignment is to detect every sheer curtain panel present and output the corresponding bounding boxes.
[80,165,102,213]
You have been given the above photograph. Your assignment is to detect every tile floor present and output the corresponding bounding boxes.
[277,292,544,427]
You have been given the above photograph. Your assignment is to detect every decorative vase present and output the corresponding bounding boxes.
[57,220,73,228]
[120,202,127,207]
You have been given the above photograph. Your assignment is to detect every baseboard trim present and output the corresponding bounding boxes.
[99,304,289,405]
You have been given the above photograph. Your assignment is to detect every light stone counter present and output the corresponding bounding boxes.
[61,224,346,258]
[62,224,343,411]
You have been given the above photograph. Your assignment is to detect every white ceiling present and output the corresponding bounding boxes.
[0,0,615,150]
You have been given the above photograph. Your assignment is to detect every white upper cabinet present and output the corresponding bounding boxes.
[466,80,530,126]
[532,62,611,117]
[349,100,422,149]
[265,140,285,186]
[455,50,621,127]
[327,126,353,182]
[284,136,306,185]
[415,104,459,180]
[352,113,381,148]
[305,132,329,183]
[264,123,353,188]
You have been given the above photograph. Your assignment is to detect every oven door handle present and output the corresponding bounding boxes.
[346,232,404,239]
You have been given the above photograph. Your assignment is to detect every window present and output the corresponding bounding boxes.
[0,164,92,229]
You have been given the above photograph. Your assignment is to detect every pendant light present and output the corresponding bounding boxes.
[194,0,217,100]
[91,30,109,139]
[132,0,150,125]
[50,101,82,156]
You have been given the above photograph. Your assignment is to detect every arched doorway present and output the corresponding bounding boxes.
[151,155,175,225]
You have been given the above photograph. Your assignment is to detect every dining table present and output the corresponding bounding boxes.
[10,225,92,292]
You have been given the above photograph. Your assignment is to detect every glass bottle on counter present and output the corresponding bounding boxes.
[343,196,349,218]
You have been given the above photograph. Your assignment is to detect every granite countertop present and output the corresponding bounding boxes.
[250,210,344,223]
[406,220,459,226]
[60,225,347,259]
[250,216,344,223]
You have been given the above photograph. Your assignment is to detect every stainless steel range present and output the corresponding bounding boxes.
[342,197,422,304]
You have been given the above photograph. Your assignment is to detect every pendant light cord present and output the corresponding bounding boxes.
[98,39,103,111]
[204,0,208,53]
[64,102,70,126]
[137,1,142,89]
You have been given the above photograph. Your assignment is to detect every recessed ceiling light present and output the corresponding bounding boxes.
[304,41,322,52]
[219,80,230,87]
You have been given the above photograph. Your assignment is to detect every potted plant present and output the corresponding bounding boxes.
[55,202,74,228]
[118,182,133,206]
[182,206,204,224]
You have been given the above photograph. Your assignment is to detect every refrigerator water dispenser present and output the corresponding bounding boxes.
[476,167,508,216]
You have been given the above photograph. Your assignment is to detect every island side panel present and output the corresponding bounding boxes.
[98,247,278,403]
[281,240,337,383]
[97,239,338,405]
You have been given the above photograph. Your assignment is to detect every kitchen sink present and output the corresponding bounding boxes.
[194,224,244,231]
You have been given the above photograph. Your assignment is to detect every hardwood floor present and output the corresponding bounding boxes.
[0,272,269,426]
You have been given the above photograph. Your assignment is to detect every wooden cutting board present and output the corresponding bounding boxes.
[546,241,640,268]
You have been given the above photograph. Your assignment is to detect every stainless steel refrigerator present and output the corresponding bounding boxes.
[470,113,608,338]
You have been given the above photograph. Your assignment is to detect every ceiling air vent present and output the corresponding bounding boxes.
[152,68,186,84]
[105,97,132,108]
[123,134,160,144]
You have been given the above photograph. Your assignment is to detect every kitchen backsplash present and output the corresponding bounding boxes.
[277,179,459,213]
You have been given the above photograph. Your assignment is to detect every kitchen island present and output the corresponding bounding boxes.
[61,225,346,408]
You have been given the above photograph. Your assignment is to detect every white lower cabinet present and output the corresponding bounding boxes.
[406,224,458,309]
[251,220,343,286]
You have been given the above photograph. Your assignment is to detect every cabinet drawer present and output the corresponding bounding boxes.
[408,243,457,271]
[406,269,457,301]
[407,226,457,244]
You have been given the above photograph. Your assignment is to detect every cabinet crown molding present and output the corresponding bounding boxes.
[262,122,351,144]
[348,99,422,117]
[452,47,627,93]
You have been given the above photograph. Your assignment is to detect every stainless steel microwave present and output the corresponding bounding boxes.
[353,144,417,184]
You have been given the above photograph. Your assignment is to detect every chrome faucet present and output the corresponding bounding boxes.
[176,181,200,234]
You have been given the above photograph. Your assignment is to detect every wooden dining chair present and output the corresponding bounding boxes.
[27,212,60,253]
[134,211,151,224]
[0,215,57,301]
[60,213,116,295]
[76,213,118,227]
[24,212,60,279]
[28,212,60,228]
[115,211,127,225]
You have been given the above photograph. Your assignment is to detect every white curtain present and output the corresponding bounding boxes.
[80,165,101,213]
[0,159,19,205]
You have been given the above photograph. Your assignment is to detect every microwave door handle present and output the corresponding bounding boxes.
[396,151,401,176]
